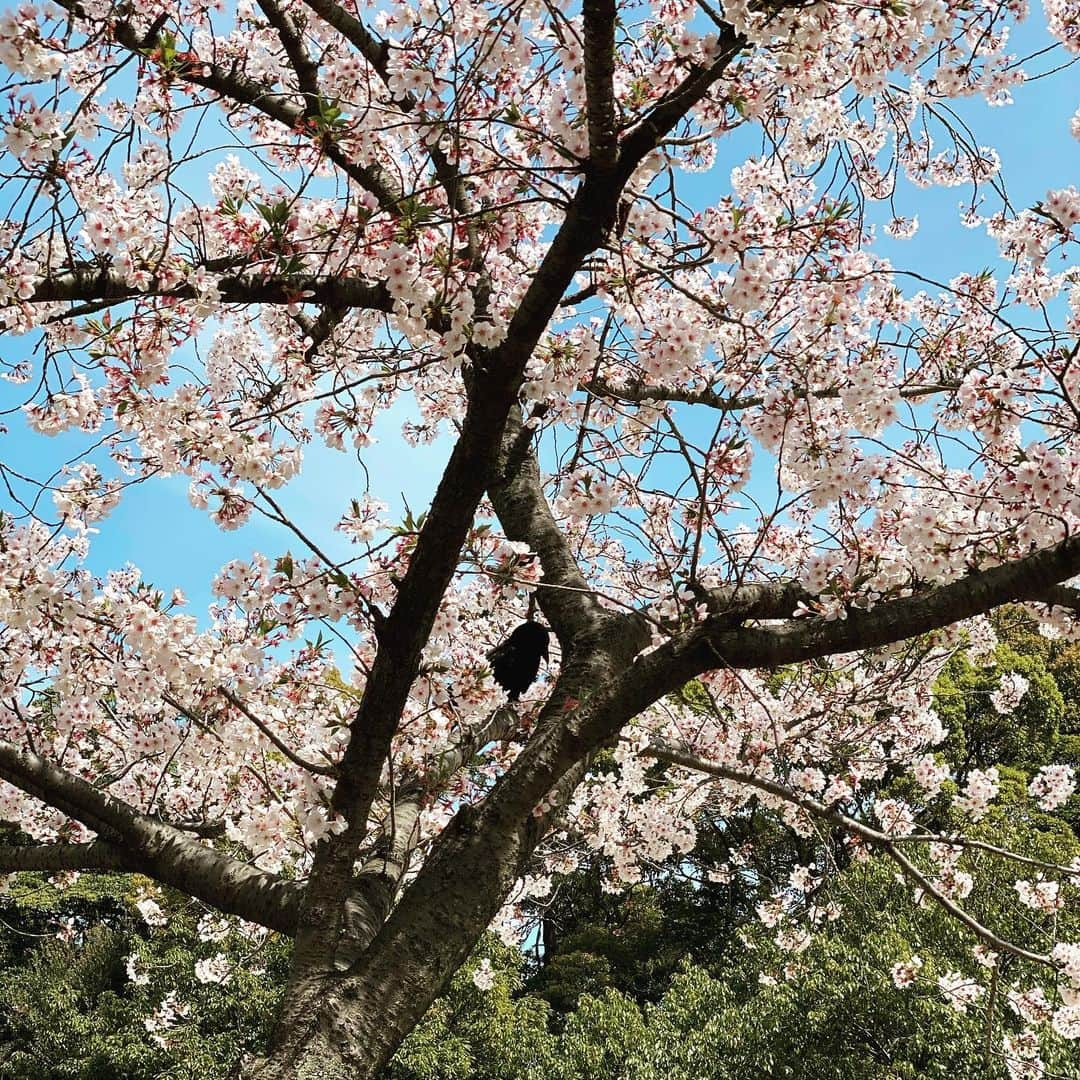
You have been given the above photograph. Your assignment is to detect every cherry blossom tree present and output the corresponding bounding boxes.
[1,0,1079,1074]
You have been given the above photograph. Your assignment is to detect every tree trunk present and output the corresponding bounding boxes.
[245,805,535,1079]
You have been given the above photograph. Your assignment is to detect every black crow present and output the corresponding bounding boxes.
[488,620,550,701]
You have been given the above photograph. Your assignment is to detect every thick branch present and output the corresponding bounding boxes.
[0,738,300,933]
[582,0,619,169]
[628,532,1080,701]
[693,578,814,620]
[0,838,135,874]
[334,705,526,966]
[255,21,783,1073]
[408,536,1080,949]
[619,26,745,165]
[336,795,423,968]
[29,267,393,311]
[256,0,320,99]
[586,376,960,411]
[300,0,387,70]
[1038,584,1080,612]
[488,405,603,642]
[289,164,647,978]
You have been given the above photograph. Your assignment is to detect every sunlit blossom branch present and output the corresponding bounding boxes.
[887,832,1080,880]
[174,59,402,211]
[237,355,440,428]
[295,0,475,239]
[55,0,404,206]
[217,686,338,778]
[636,738,1053,968]
[885,843,1050,967]
[162,690,329,804]
[635,737,899,847]
[251,484,389,633]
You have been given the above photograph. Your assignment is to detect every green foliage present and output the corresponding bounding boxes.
[391,809,1080,1079]
[387,944,558,1080]
[1049,643,1080,733]
[0,873,289,1079]
[935,643,1063,777]
[524,862,755,1011]
[690,854,1074,1080]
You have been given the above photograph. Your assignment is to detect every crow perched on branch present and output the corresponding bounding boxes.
[488,621,550,701]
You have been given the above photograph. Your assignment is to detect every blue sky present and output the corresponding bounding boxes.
[0,12,1076,623]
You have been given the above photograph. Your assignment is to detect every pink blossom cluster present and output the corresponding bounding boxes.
[990,671,1031,714]
[1028,764,1077,811]
[938,970,984,1013]
[1015,878,1065,915]
[953,767,1001,822]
